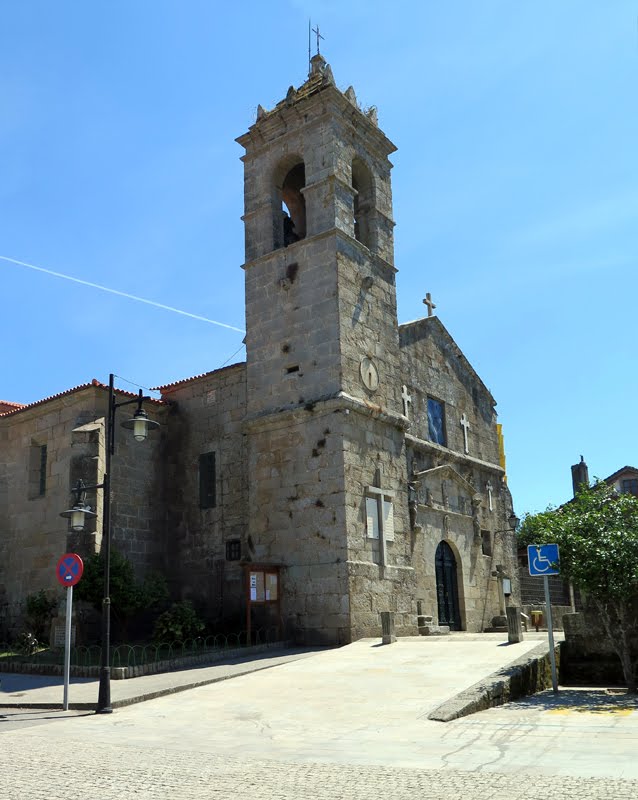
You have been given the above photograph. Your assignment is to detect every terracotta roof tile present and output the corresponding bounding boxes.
[0,379,164,418]
[153,362,245,392]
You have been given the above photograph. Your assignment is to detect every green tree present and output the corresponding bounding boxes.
[76,550,168,640]
[519,482,638,692]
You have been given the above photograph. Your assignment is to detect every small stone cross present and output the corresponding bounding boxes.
[460,413,470,454]
[486,480,493,512]
[401,384,412,417]
[423,292,436,317]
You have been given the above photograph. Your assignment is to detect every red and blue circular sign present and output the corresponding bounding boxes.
[56,553,84,587]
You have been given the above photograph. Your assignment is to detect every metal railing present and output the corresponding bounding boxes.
[0,626,283,669]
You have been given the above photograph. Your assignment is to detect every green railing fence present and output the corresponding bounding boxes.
[0,626,283,669]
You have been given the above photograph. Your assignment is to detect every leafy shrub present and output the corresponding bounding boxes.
[153,601,204,642]
[76,550,169,640]
[15,632,39,656]
[25,590,57,643]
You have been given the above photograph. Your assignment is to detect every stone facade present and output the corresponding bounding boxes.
[162,364,247,626]
[0,55,518,644]
[0,383,166,630]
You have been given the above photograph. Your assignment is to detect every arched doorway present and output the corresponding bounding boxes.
[435,541,461,630]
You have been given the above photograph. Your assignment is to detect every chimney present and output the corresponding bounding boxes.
[571,455,589,497]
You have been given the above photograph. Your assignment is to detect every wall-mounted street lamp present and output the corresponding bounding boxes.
[490,509,520,617]
[60,374,159,714]
[60,480,98,532]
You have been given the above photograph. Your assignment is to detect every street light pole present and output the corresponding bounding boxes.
[61,373,159,714]
[97,373,115,714]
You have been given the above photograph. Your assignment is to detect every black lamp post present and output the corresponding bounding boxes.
[61,374,159,713]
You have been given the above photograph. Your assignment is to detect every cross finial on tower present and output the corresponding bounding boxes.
[423,292,436,317]
[312,24,324,55]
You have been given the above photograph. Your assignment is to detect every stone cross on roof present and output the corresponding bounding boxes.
[312,24,324,55]
[423,292,436,317]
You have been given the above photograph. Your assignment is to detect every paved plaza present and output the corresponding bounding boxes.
[2,635,637,799]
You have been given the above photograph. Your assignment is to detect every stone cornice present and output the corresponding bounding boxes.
[405,433,505,475]
[237,86,396,161]
[241,227,397,275]
[243,390,409,434]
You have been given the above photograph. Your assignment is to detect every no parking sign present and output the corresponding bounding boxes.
[56,553,84,587]
[55,552,83,711]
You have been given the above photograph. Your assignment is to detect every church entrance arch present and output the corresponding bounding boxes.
[435,541,462,630]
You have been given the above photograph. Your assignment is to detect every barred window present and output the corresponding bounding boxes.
[28,443,47,499]
[199,452,216,508]
[225,540,241,561]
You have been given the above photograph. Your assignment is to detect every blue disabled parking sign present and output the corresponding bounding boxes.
[528,544,560,576]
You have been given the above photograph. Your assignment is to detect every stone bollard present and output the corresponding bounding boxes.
[506,605,523,644]
[380,611,396,645]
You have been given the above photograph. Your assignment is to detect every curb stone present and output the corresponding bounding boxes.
[427,641,562,722]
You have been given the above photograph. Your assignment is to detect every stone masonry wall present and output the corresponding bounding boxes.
[246,405,349,645]
[244,235,343,419]
[0,385,167,636]
[342,411,417,640]
[162,365,247,626]
[0,389,105,632]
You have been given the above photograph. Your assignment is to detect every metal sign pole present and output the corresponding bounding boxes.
[63,584,73,710]
[543,574,558,693]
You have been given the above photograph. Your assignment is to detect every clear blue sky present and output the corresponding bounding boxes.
[1,1,637,516]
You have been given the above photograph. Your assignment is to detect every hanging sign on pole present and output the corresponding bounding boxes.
[527,544,560,693]
[56,553,84,710]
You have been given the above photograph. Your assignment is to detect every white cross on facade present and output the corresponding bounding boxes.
[365,466,395,570]
[423,292,436,317]
[401,384,412,417]
[486,480,493,512]
[460,413,470,454]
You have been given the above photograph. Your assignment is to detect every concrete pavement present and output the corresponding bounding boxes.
[2,632,637,799]
[0,645,324,709]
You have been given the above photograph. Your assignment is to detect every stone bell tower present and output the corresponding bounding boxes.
[237,55,416,644]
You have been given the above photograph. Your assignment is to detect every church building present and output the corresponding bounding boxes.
[0,55,519,645]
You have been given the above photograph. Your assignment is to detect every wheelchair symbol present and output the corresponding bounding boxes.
[528,544,560,576]
[531,547,553,573]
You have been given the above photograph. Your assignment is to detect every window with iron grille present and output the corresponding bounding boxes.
[226,540,241,561]
[28,442,47,499]
[199,452,216,508]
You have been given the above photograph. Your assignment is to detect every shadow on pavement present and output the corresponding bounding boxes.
[0,673,93,693]
[505,688,638,713]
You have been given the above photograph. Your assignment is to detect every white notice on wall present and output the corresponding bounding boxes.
[53,624,76,648]
[383,500,394,542]
[250,573,257,601]
[366,497,379,539]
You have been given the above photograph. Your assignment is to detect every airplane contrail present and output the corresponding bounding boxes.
[0,254,245,333]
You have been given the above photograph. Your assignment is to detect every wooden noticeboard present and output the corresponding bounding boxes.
[244,564,282,642]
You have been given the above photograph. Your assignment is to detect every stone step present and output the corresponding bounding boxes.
[418,625,450,636]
